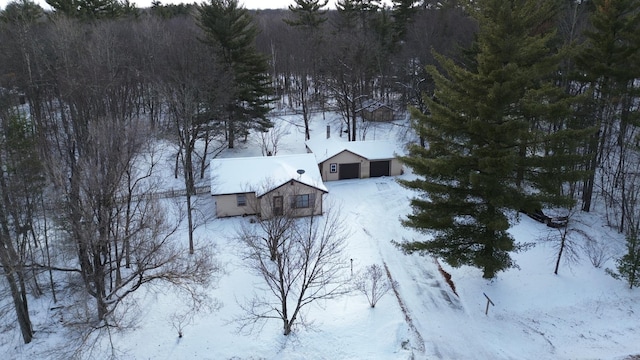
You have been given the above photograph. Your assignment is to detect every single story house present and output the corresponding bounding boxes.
[357,100,395,122]
[305,139,404,181]
[210,154,328,218]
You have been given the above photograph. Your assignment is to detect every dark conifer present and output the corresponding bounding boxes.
[399,0,587,278]
[46,0,137,19]
[198,0,275,148]
[284,0,328,29]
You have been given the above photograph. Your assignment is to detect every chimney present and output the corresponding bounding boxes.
[326,125,330,139]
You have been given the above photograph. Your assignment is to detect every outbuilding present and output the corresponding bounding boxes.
[357,100,396,122]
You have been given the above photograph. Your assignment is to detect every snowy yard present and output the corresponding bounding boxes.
[3,112,639,360]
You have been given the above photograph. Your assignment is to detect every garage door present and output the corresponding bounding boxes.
[370,160,390,177]
[339,163,360,180]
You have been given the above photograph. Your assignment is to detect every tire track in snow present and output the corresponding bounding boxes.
[382,260,426,355]
[356,180,464,358]
[367,181,462,312]
[350,181,428,356]
[516,318,556,354]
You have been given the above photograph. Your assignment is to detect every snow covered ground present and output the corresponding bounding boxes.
[2,111,639,360]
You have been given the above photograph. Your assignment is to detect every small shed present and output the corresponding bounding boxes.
[357,100,395,122]
[305,139,404,182]
[210,154,328,218]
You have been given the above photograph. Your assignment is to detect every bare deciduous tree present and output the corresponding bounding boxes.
[0,103,43,345]
[583,233,611,269]
[26,19,221,334]
[353,263,396,308]
[542,207,582,275]
[237,205,350,335]
[240,203,295,263]
[156,16,229,254]
[255,119,290,157]
[168,284,220,339]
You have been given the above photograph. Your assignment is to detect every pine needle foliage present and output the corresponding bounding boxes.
[198,0,275,148]
[398,0,590,279]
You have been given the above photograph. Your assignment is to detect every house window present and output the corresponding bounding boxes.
[330,163,337,173]
[295,194,310,208]
[292,193,315,209]
[237,194,247,207]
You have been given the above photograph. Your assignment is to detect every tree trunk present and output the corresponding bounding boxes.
[187,193,195,255]
[554,236,565,275]
[581,168,595,212]
[2,271,33,343]
[40,198,57,303]
[200,129,210,179]
[581,132,599,212]
[301,78,311,141]
[0,220,33,344]
[269,236,278,262]
[351,107,357,141]
[94,249,109,321]
[184,143,196,254]
[0,208,33,343]
[283,318,292,336]
[228,118,235,149]
[70,160,95,294]
[174,146,181,179]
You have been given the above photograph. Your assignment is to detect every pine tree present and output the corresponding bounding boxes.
[608,232,640,289]
[284,0,328,29]
[46,0,137,19]
[0,0,43,23]
[150,1,194,19]
[399,0,584,278]
[336,0,380,31]
[391,0,418,42]
[198,0,275,149]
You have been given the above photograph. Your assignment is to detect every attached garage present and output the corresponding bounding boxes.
[369,160,390,177]
[339,163,360,180]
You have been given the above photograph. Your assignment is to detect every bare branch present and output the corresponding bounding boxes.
[235,202,350,335]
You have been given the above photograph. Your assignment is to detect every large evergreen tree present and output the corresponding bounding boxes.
[391,0,419,42]
[398,0,585,278]
[198,0,275,149]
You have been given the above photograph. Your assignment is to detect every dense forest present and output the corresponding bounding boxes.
[0,0,639,353]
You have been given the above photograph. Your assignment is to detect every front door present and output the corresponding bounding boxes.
[273,196,283,216]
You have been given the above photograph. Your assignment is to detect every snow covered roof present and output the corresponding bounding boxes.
[356,99,394,113]
[305,138,404,163]
[210,153,327,196]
